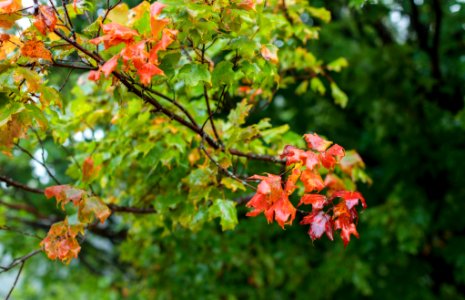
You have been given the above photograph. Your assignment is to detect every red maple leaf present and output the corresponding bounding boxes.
[246,174,296,228]
[332,190,367,209]
[320,144,345,169]
[300,210,334,241]
[300,169,324,193]
[90,23,138,49]
[304,133,332,152]
[299,194,327,210]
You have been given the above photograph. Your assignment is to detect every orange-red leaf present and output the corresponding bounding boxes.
[137,63,164,85]
[300,169,324,193]
[304,133,332,152]
[44,185,85,209]
[320,144,345,169]
[90,23,138,49]
[40,219,84,264]
[334,216,359,247]
[246,174,296,228]
[284,166,301,195]
[260,44,278,64]
[34,6,57,35]
[101,55,119,77]
[332,190,367,209]
[20,40,52,61]
[299,194,327,209]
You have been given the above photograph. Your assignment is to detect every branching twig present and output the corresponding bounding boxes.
[0,249,41,274]
[5,261,25,300]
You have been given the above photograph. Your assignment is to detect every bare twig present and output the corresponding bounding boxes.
[0,175,43,194]
[5,261,25,300]
[0,249,41,274]
[15,143,61,185]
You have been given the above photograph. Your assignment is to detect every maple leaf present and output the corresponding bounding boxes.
[332,190,367,209]
[121,41,147,67]
[44,185,85,209]
[0,113,29,155]
[78,196,111,224]
[40,219,84,264]
[101,55,119,77]
[299,194,327,210]
[281,145,307,166]
[20,40,52,61]
[320,144,345,169]
[34,5,57,35]
[260,45,278,64]
[340,150,365,175]
[150,3,169,39]
[324,173,346,191]
[0,0,21,29]
[82,156,101,182]
[300,169,324,193]
[137,63,164,86]
[153,28,178,52]
[304,133,333,152]
[284,166,301,195]
[300,211,334,241]
[90,23,138,49]
[334,216,359,247]
[237,0,256,10]
[246,174,296,228]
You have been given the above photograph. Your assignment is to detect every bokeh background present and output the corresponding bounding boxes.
[1,0,465,299]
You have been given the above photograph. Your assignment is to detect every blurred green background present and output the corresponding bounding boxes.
[2,0,465,299]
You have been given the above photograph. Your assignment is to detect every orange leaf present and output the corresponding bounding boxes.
[40,219,83,264]
[34,6,57,35]
[303,133,333,152]
[20,40,52,61]
[260,44,278,64]
[300,169,324,193]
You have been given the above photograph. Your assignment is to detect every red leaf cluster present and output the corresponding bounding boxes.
[247,133,367,246]
[88,3,177,85]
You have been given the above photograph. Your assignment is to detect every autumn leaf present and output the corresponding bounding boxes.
[281,145,307,166]
[334,215,359,247]
[246,174,296,228]
[237,0,256,10]
[137,63,164,86]
[304,133,333,152]
[284,166,301,195]
[0,0,21,29]
[332,190,367,209]
[34,6,57,35]
[319,144,345,169]
[101,55,119,77]
[82,156,101,182]
[90,23,138,49]
[20,40,52,61]
[44,185,85,209]
[300,211,334,241]
[40,219,84,264]
[300,169,324,193]
[260,44,279,64]
[299,194,327,210]
[78,196,111,224]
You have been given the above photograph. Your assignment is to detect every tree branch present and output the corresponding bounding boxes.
[0,175,43,194]
[5,261,25,300]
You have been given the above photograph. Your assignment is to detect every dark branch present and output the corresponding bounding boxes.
[5,261,25,300]
[0,175,44,194]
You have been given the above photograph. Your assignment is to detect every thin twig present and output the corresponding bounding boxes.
[5,261,25,300]
[15,143,61,185]
[0,249,41,274]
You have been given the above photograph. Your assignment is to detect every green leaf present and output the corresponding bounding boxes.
[209,199,238,231]
[308,7,331,23]
[0,100,23,127]
[177,64,211,86]
[221,177,246,192]
[311,77,326,95]
[331,82,348,108]
[212,61,239,86]
[327,57,349,72]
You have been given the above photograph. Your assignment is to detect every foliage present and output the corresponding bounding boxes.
[0,0,371,298]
